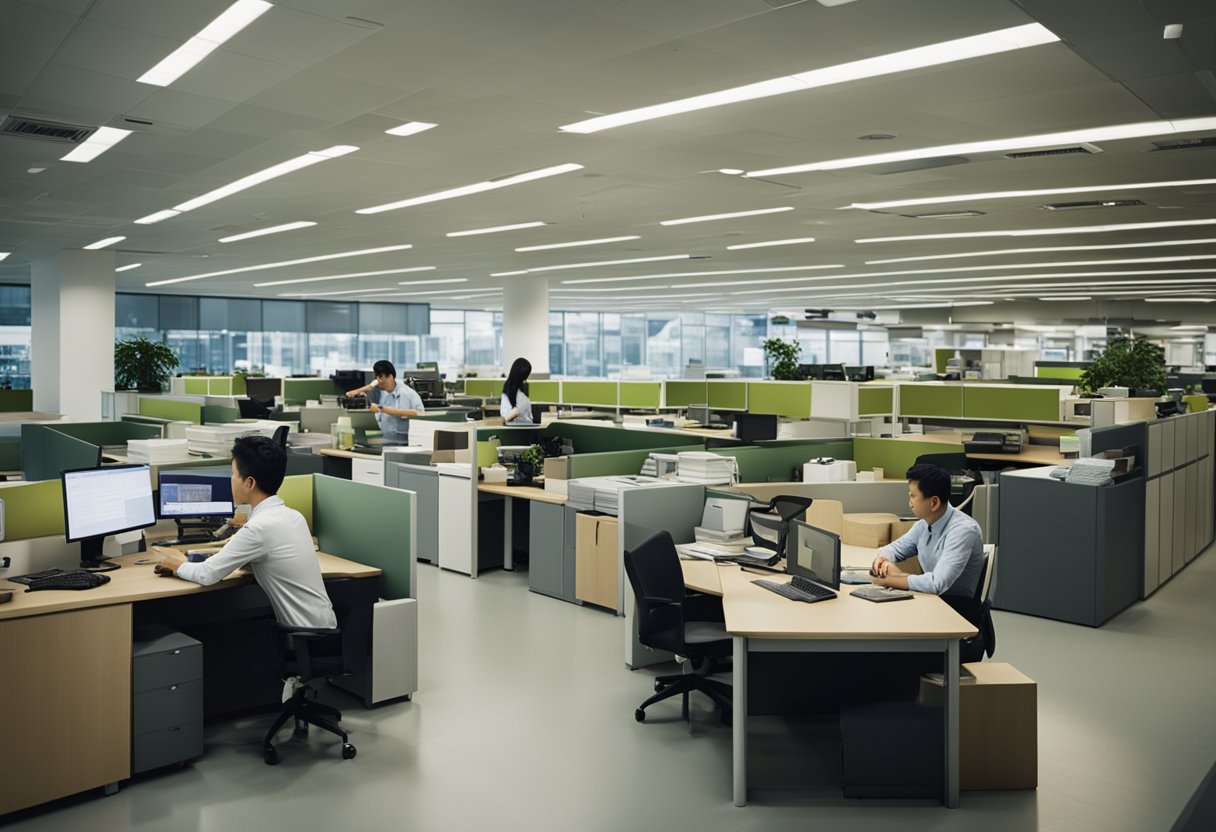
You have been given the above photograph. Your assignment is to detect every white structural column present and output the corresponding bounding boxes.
[32,250,116,420]
[501,279,550,373]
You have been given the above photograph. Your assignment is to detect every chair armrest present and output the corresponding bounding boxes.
[641,595,678,607]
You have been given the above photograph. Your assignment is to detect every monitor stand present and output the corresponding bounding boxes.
[79,536,120,572]
[167,518,223,546]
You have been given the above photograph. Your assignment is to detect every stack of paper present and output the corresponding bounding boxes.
[565,475,674,515]
[566,479,599,512]
[675,451,738,485]
[640,452,680,478]
[185,424,265,456]
[126,438,190,464]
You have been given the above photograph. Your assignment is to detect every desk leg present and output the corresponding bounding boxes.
[945,638,960,808]
[503,495,514,571]
[733,635,747,807]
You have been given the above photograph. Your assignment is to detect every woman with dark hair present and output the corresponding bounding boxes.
[500,357,534,425]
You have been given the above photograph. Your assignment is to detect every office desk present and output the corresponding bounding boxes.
[679,548,975,808]
[0,411,62,422]
[898,430,1072,467]
[477,482,567,570]
[0,551,380,816]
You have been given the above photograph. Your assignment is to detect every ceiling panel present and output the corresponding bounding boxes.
[22,62,153,116]
[0,0,77,62]
[313,28,490,91]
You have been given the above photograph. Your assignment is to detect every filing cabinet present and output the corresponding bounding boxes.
[132,626,203,775]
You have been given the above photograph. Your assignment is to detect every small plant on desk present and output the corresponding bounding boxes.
[514,444,546,484]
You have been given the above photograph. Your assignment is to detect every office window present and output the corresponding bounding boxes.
[465,311,501,370]
[732,315,767,378]
[549,313,564,376]
[564,312,602,376]
[601,314,622,376]
[796,329,828,365]
[306,301,357,333]
[159,296,198,330]
[621,314,645,369]
[705,315,731,369]
[861,329,890,367]
[262,300,306,332]
[681,312,705,370]
[0,286,31,326]
[829,329,862,366]
[115,293,158,329]
[645,314,680,379]
[428,310,465,378]
[308,334,357,376]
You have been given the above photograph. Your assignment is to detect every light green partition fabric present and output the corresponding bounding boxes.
[282,378,340,405]
[934,348,955,374]
[853,437,964,477]
[898,384,963,418]
[562,380,618,406]
[278,474,315,530]
[545,422,702,453]
[529,380,560,402]
[208,378,234,395]
[140,397,203,424]
[619,382,661,409]
[620,484,707,548]
[963,386,1060,421]
[664,381,708,407]
[313,474,412,599]
[714,440,854,482]
[0,480,66,539]
[231,375,247,395]
[858,387,894,415]
[566,446,701,479]
[746,382,811,419]
[0,389,33,412]
[707,382,747,410]
[202,405,239,424]
[1035,366,1085,380]
[464,379,504,399]
[1184,394,1208,414]
[183,378,209,394]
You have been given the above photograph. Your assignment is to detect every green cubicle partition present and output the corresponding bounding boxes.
[278,474,315,530]
[664,380,708,408]
[0,479,66,539]
[21,424,100,481]
[618,382,662,409]
[934,348,955,374]
[202,405,239,424]
[0,389,33,412]
[1035,366,1085,380]
[545,422,702,453]
[898,384,964,418]
[707,381,748,411]
[962,386,1062,422]
[713,440,854,483]
[562,380,619,407]
[858,386,895,416]
[313,474,413,599]
[182,377,210,395]
[464,379,504,399]
[529,380,561,403]
[0,437,19,471]
[140,396,203,424]
[281,378,340,405]
[853,437,964,477]
[50,421,161,446]
[565,445,702,479]
[746,381,812,419]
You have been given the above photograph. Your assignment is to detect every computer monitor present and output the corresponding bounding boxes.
[345,410,381,444]
[62,464,156,571]
[688,404,711,426]
[845,365,875,382]
[735,413,778,442]
[238,397,272,419]
[821,364,847,381]
[244,377,281,403]
[158,469,234,520]
[799,364,826,381]
[298,407,342,434]
[416,361,439,371]
[786,520,841,590]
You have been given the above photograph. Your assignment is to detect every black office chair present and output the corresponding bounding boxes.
[272,424,289,450]
[747,495,814,561]
[941,545,998,664]
[623,531,733,723]
[914,453,979,514]
[263,623,356,765]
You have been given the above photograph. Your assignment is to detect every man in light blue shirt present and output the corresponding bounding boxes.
[346,360,424,445]
[870,463,985,597]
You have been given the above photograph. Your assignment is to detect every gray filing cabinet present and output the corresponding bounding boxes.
[528,503,578,603]
[387,462,439,563]
[132,626,204,774]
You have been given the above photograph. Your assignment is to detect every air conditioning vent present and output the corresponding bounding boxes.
[1041,199,1147,212]
[1150,136,1216,151]
[901,210,986,219]
[0,116,94,144]
[1004,143,1102,159]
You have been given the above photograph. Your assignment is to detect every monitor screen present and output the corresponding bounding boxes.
[735,413,778,442]
[158,469,235,518]
[62,464,156,543]
[345,411,379,431]
[244,377,281,402]
[688,404,710,425]
[786,520,841,589]
[821,364,847,381]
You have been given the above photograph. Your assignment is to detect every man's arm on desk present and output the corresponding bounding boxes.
[871,524,921,579]
[158,525,265,586]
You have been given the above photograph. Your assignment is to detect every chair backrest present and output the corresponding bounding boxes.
[273,424,289,449]
[748,495,813,556]
[623,531,686,641]
[979,543,997,602]
[914,452,970,472]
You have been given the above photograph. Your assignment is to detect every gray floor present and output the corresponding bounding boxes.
[10,545,1216,832]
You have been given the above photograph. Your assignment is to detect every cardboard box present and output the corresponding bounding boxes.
[841,512,898,548]
[432,429,472,464]
[802,459,857,483]
[804,499,844,536]
[918,662,1037,790]
[890,517,918,541]
[575,513,619,612]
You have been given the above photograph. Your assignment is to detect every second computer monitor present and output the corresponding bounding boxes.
[688,404,711,425]
[63,464,157,568]
[786,520,841,589]
[735,412,778,442]
[158,468,235,519]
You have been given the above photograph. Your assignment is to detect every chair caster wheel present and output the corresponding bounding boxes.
[342,743,357,760]
[635,709,646,723]
[264,747,280,766]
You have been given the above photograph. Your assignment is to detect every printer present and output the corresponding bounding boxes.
[963,430,1023,454]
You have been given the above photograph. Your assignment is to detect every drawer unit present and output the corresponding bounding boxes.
[351,456,385,485]
[132,627,203,775]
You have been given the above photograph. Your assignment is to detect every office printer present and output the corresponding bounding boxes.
[407,370,447,408]
[339,394,370,410]
[963,430,1023,454]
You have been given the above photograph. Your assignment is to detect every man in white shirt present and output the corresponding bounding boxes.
[345,360,425,444]
[155,435,336,630]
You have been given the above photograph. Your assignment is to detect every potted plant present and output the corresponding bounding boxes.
[762,337,802,381]
[1078,335,1166,396]
[114,336,180,392]
[513,444,546,485]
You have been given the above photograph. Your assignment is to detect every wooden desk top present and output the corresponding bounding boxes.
[0,411,62,422]
[895,430,1072,467]
[0,551,380,621]
[477,482,568,504]
[318,448,384,460]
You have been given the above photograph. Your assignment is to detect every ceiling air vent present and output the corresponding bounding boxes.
[0,116,94,144]
[1004,143,1102,159]
[1150,136,1216,151]
[901,210,986,219]
[1041,199,1146,212]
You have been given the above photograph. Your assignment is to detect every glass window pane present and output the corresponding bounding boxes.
[405,304,430,335]
[263,300,306,332]
[828,330,861,366]
[159,296,198,330]
[564,312,602,376]
[115,293,157,329]
[306,301,358,333]
[645,314,680,379]
[360,303,410,334]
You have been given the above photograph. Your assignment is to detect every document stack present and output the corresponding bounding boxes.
[675,451,738,486]
[564,476,672,515]
[639,452,680,478]
[565,478,600,512]
[184,424,264,456]
[692,497,749,548]
[126,438,190,465]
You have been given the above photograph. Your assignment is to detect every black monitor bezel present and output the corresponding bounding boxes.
[786,520,841,589]
[61,463,157,544]
[156,468,236,520]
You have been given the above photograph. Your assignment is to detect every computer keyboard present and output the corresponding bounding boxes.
[752,577,836,603]
[21,571,111,592]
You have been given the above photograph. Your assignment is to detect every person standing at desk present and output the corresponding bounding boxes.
[155,435,336,629]
[500,357,535,425]
[870,463,985,596]
[345,359,425,444]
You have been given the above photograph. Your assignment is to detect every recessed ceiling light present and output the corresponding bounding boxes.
[726,237,816,250]
[515,235,640,252]
[856,218,1216,243]
[718,168,745,175]
[1163,23,1183,39]
[137,0,273,87]
[27,167,46,174]
[218,221,317,243]
[280,287,401,298]
[1039,296,1092,301]
[750,116,1216,177]
[865,237,1216,265]
[447,222,547,237]
[1145,297,1216,303]
[115,263,142,272]
[169,146,357,215]
[1170,325,1207,330]
[146,243,414,287]
[61,126,132,163]
[528,254,690,273]
[849,177,1216,211]
[82,236,125,250]
[0,252,11,262]
[134,209,181,225]
[490,270,530,277]
[660,207,793,226]
[563,264,843,285]
[254,265,435,288]
[385,121,437,137]
[559,23,1057,133]
[357,163,583,214]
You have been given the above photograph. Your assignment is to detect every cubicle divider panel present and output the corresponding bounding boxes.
[140,397,203,424]
[619,382,662,410]
[707,381,748,411]
[746,381,812,419]
[0,389,33,412]
[858,386,895,416]
[281,379,340,406]
[313,474,413,600]
[565,445,702,479]
[562,380,619,407]
[0,437,19,471]
[528,380,561,403]
[201,405,239,424]
[52,421,162,446]
[1035,365,1085,380]
[717,440,856,483]
[853,437,964,477]
[20,425,101,481]
[182,378,209,395]
[464,379,504,399]
[898,384,963,418]
[963,386,1063,422]
[663,380,708,408]
[278,474,316,531]
[545,422,703,453]
[0,479,66,539]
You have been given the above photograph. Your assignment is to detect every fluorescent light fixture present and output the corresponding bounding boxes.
[134,209,181,225]
[515,235,640,252]
[399,278,465,286]
[115,263,142,273]
[831,302,995,311]
[1145,297,1216,303]
[865,237,1216,264]
[848,177,1216,211]
[254,265,435,288]
[82,236,125,250]
[137,0,272,87]
[718,168,745,175]
[218,221,317,243]
[750,115,1216,177]
[357,163,583,214]
[1170,325,1207,330]
[726,268,1216,295]
[660,207,793,226]
[527,254,690,273]
[856,218,1216,243]
[60,126,132,163]
[490,270,530,277]
[562,264,844,285]
[560,23,1057,133]
[1039,296,1092,301]
[280,288,401,298]
[726,237,817,250]
[147,243,413,287]
[385,121,437,137]
[447,222,546,237]
[1163,23,1184,40]
[27,167,45,174]
[171,146,357,214]
[0,252,10,262]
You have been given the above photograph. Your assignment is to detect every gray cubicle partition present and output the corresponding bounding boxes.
[386,461,439,564]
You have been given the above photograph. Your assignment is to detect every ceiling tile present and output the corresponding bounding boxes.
[0,0,77,62]
[22,62,153,116]
[243,69,409,122]
[125,88,239,129]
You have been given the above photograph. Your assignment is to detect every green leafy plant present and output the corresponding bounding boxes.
[1078,335,1166,395]
[518,444,546,469]
[114,336,180,392]
[762,337,802,381]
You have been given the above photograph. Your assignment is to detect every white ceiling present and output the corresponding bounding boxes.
[1,0,1215,321]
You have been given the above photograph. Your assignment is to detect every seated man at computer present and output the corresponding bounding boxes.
[154,435,336,630]
[344,359,425,444]
[869,463,985,597]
